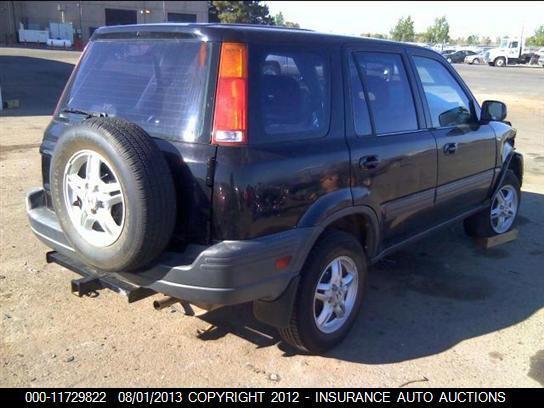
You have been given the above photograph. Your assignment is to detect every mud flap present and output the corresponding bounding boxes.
[252,275,300,329]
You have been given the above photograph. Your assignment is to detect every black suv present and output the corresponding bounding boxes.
[26,24,523,353]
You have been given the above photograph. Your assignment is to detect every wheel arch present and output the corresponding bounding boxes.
[297,205,381,268]
[254,204,381,330]
[492,151,524,196]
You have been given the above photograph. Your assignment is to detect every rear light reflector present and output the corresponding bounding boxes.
[212,43,248,145]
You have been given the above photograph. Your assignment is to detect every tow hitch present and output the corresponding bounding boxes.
[46,251,156,303]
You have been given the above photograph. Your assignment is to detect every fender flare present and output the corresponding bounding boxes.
[492,151,523,197]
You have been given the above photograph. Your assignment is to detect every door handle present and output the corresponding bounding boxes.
[443,142,458,155]
[359,155,380,170]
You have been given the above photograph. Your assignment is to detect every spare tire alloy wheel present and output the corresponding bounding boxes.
[50,117,176,272]
[63,150,124,247]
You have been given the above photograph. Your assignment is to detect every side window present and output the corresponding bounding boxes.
[348,57,372,136]
[413,56,472,128]
[353,52,418,134]
[255,48,330,140]
[510,41,519,48]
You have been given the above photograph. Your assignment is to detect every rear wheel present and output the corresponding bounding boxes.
[464,170,520,238]
[279,230,367,353]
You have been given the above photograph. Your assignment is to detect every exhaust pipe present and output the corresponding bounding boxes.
[153,296,222,316]
[153,296,179,310]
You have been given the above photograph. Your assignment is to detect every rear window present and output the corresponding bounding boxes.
[61,39,211,142]
[252,46,330,142]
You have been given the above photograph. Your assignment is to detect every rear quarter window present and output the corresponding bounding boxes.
[250,45,331,143]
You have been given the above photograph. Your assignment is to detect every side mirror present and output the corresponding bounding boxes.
[481,100,507,122]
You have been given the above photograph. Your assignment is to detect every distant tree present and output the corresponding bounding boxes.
[481,36,492,46]
[361,32,388,40]
[526,25,544,46]
[274,11,285,26]
[424,16,450,44]
[414,32,427,43]
[390,16,415,42]
[274,12,300,28]
[466,34,479,45]
[212,1,275,25]
[208,1,220,23]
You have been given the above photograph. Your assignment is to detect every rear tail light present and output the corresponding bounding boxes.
[212,42,248,145]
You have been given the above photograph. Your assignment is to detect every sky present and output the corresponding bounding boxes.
[266,1,544,40]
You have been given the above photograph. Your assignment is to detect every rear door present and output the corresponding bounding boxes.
[407,49,496,219]
[343,43,438,247]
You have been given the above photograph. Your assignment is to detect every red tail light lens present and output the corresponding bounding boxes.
[212,43,248,145]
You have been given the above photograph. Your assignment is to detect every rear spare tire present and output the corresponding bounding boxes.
[50,117,176,271]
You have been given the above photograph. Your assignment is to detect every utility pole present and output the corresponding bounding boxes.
[162,1,166,22]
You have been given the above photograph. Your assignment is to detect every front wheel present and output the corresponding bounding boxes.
[473,58,480,65]
[494,57,507,67]
[464,170,521,238]
[279,230,367,353]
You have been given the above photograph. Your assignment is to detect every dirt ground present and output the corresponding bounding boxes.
[1,47,543,387]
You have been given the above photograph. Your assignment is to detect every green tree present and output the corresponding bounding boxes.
[390,16,415,42]
[424,16,450,44]
[208,1,220,23]
[466,34,479,45]
[212,1,275,25]
[526,25,544,46]
[414,32,426,43]
[274,11,285,26]
[274,12,300,28]
[481,36,492,46]
[361,32,388,40]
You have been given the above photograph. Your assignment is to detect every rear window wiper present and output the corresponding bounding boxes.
[59,108,109,118]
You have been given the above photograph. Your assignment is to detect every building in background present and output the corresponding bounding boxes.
[0,1,209,45]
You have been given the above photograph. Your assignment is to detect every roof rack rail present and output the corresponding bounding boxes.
[208,23,314,32]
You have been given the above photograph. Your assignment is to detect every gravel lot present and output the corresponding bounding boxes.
[1,47,543,387]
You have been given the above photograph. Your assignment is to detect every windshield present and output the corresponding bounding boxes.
[61,39,212,142]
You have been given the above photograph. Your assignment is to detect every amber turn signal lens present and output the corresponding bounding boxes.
[275,256,292,270]
[212,43,248,145]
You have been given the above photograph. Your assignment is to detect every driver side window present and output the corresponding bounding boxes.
[413,56,472,128]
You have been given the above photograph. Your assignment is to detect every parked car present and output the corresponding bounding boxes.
[539,55,544,67]
[464,52,485,64]
[26,24,523,353]
[444,50,478,63]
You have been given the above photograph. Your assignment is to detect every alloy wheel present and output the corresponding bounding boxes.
[313,256,359,334]
[63,150,125,247]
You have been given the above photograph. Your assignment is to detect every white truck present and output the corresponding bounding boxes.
[484,36,533,67]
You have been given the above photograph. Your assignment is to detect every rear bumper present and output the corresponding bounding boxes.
[26,188,317,305]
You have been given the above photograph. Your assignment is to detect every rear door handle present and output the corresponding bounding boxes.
[359,155,380,170]
[443,142,458,155]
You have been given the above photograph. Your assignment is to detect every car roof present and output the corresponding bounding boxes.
[93,22,431,52]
